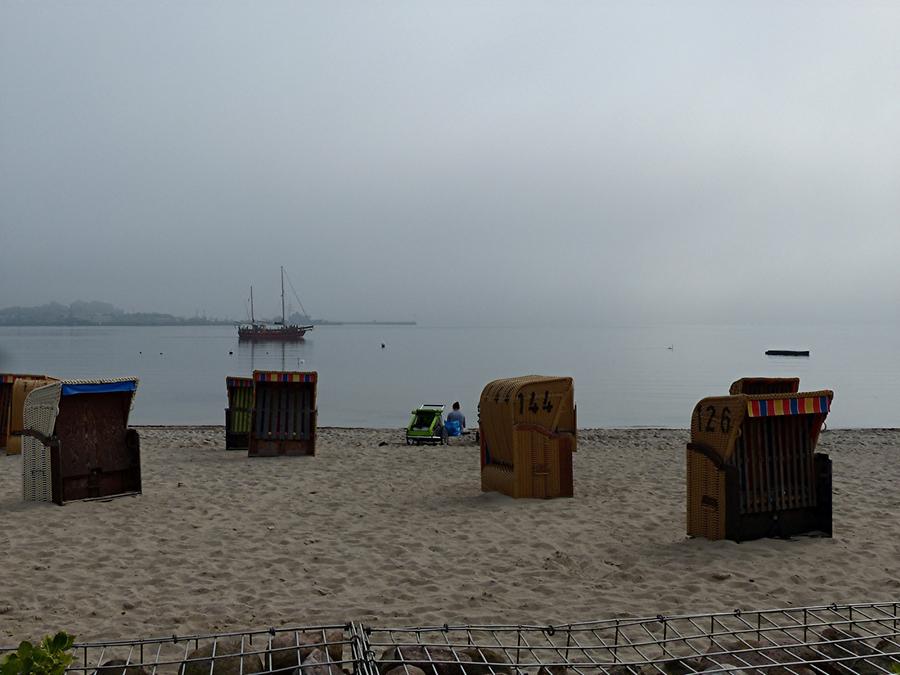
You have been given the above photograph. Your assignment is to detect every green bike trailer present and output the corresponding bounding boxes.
[406,404,446,445]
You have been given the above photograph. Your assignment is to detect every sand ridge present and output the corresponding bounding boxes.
[1,426,898,643]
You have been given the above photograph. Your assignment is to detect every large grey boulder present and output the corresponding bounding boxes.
[383,667,428,675]
[93,659,151,675]
[457,647,511,675]
[268,631,344,672]
[295,648,343,675]
[378,645,474,675]
[181,639,264,675]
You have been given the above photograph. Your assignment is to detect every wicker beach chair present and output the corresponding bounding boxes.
[21,378,141,505]
[479,375,576,499]
[687,385,833,541]
[4,374,56,455]
[225,376,253,451]
[248,371,318,457]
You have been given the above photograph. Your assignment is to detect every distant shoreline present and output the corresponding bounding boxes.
[0,321,235,327]
[0,320,416,327]
[312,320,416,326]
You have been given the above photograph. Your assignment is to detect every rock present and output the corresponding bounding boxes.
[536,666,568,675]
[383,667,427,675]
[699,639,817,674]
[296,648,343,675]
[457,647,511,675]
[269,630,344,671]
[182,639,264,675]
[817,628,890,675]
[93,659,150,675]
[660,658,705,675]
[379,646,473,675]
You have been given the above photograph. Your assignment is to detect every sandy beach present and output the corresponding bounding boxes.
[1,426,898,644]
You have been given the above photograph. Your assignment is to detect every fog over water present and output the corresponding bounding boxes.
[1,2,899,326]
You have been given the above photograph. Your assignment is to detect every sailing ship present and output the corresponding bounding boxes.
[238,266,314,342]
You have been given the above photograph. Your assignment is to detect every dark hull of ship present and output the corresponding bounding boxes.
[238,325,312,341]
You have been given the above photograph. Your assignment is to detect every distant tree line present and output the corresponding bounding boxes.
[0,301,234,326]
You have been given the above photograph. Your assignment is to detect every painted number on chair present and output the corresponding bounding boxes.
[694,404,731,434]
[518,391,553,415]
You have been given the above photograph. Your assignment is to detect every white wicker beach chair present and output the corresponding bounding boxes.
[22,382,62,502]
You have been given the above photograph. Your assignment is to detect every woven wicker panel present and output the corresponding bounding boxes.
[21,382,62,502]
[690,395,747,465]
[686,449,726,539]
[481,463,515,495]
[7,377,56,455]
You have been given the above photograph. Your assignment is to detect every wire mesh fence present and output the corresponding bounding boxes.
[363,603,900,675]
[2,604,899,675]
[1,623,363,675]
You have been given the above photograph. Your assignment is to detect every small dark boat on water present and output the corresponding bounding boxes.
[765,349,810,357]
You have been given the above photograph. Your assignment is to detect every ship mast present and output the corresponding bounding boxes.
[281,266,286,326]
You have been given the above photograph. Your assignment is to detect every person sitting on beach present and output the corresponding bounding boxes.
[446,401,466,436]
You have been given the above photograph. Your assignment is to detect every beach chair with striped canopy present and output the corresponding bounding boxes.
[479,375,576,499]
[225,376,253,451]
[21,378,141,505]
[687,384,833,541]
[249,371,318,457]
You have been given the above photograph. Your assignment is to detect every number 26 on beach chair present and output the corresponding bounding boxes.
[686,380,834,542]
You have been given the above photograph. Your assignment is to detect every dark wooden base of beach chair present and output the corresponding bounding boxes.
[722,453,832,542]
[49,426,142,505]
[248,436,315,457]
[225,430,250,451]
[0,381,12,452]
[688,444,832,542]
[224,407,251,451]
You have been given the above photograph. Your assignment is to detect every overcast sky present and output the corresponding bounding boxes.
[1,1,898,325]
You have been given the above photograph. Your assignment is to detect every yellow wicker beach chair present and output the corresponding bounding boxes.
[21,378,141,504]
[479,375,576,499]
[687,386,833,541]
[225,376,253,451]
[5,375,56,455]
[248,371,318,457]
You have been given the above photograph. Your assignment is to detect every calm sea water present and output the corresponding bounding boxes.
[0,324,897,428]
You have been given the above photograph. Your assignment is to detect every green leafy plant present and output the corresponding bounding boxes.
[890,661,900,674]
[1,632,75,675]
